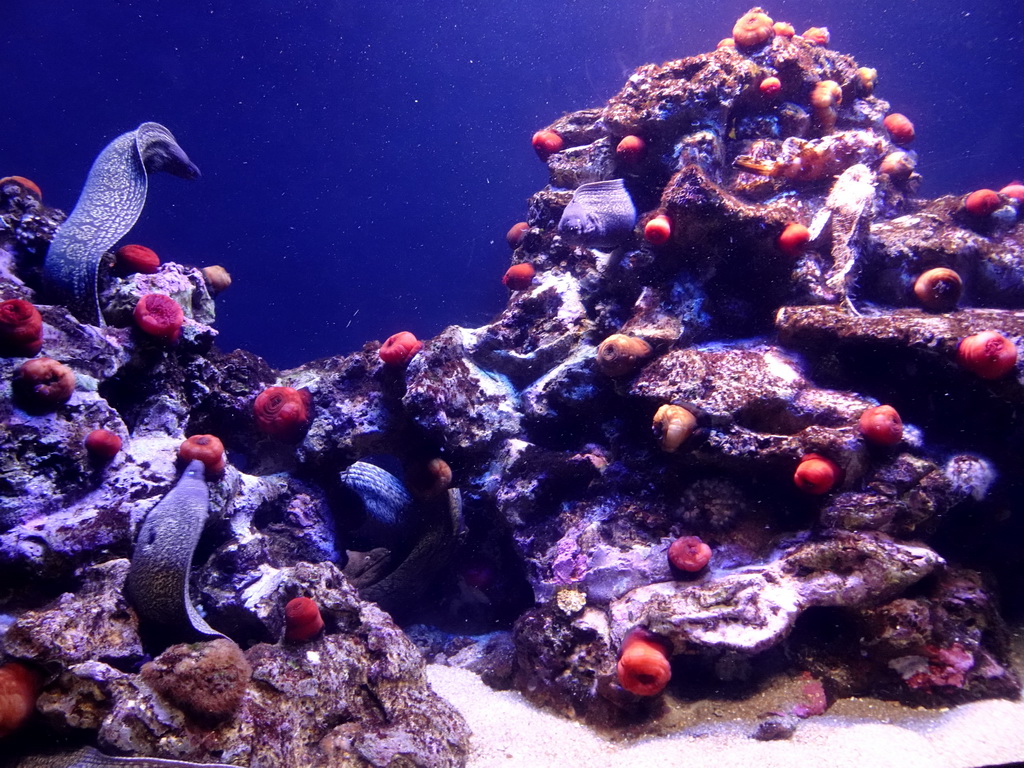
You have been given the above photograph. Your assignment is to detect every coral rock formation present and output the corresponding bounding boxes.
[2,7,1024,764]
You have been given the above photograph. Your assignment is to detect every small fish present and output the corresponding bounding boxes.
[825,163,876,313]
[557,178,637,248]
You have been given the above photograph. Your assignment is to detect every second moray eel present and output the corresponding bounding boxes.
[125,459,224,644]
[338,461,462,613]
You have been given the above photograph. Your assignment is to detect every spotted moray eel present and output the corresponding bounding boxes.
[15,747,238,768]
[124,459,224,642]
[43,122,200,324]
[338,461,462,612]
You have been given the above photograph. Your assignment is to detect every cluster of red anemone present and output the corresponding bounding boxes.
[616,628,672,697]
[12,357,75,413]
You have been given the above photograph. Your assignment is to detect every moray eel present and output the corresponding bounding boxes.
[15,747,238,768]
[43,122,200,325]
[557,178,637,248]
[125,460,224,644]
[338,461,414,536]
[338,461,463,612]
[354,488,463,610]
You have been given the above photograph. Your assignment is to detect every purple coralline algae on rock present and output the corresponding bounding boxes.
[2,6,1024,764]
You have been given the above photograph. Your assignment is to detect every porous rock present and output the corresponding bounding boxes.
[37,562,470,768]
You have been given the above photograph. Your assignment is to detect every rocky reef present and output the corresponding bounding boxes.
[2,7,1024,765]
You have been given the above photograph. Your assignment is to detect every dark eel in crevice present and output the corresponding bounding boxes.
[43,122,200,325]
[338,461,463,613]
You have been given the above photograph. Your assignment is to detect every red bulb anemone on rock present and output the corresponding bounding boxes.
[0,662,42,738]
[957,331,1018,380]
[531,130,563,160]
[0,298,44,356]
[801,27,830,45]
[115,244,160,274]
[253,386,312,442]
[201,265,232,294]
[883,113,915,145]
[178,434,226,477]
[732,9,774,50]
[644,215,672,245]
[652,404,697,452]
[617,629,672,696]
[13,357,75,413]
[379,331,424,367]
[759,76,782,96]
[913,267,962,312]
[133,294,184,343]
[0,176,41,199]
[615,135,646,164]
[794,453,842,494]
[772,21,795,37]
[595,334,652,377]
[85,428,122,462]
[964,189,1002,218]
[778,222,811,256]
[406,457,453,500]
[668,535,712,573]
[999,183,1024,203]
[859,405,903,446]
[502,263,536,291]
[506,222,529,249]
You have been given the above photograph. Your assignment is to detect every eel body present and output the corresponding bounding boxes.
[339,461,463,611]
[15,747,238,768]
[125,459,223,642]
[355,487,463,609]
[43,122,200,325]
[557,178,636,248]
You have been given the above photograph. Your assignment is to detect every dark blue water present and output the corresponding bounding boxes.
[3,1,1022,369]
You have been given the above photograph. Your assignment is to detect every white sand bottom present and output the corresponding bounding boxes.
[427,664,1024,768]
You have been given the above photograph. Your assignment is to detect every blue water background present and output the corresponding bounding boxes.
[3,1,1022,369]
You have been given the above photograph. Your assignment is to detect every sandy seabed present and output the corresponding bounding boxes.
[427,628,1024,768]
